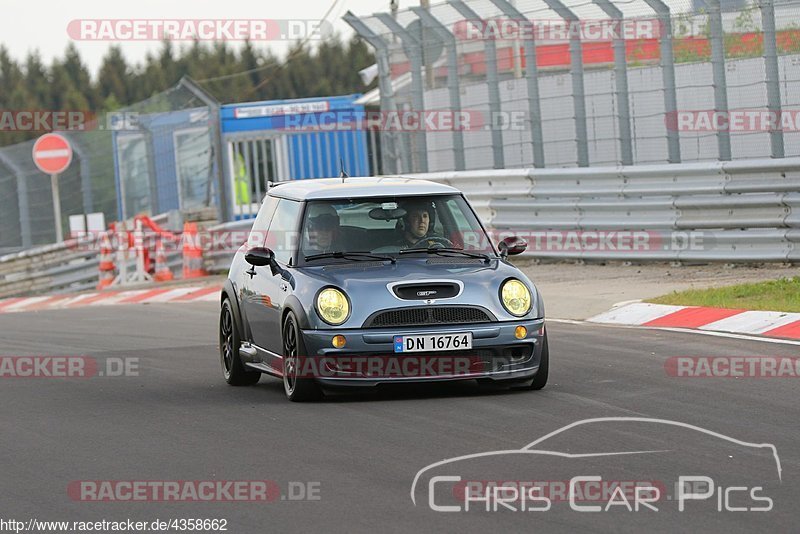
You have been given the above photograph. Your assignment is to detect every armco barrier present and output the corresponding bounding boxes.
[0,234,185,299]
[411,158,800,263]
[2,158,799,297]
[205,220,253,274]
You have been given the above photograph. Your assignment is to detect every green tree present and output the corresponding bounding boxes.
[97,46,130,105]
[0,35,378,145]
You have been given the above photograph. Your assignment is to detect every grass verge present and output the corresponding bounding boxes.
[648,277,800,313]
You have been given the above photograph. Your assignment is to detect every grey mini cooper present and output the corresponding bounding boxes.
[219,177,548,401]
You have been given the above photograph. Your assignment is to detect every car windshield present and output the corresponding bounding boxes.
[298,194,496,265]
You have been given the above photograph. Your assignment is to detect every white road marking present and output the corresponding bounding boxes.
[699,310,800,334]
[588,302,685,325]
[548,318,800,346]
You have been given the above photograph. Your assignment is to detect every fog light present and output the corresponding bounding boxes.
[514,326,527,339]
[332,335,347,348]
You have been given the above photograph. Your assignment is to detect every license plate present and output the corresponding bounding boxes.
[393,333,472,353]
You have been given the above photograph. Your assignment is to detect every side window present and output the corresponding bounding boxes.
[248,195,279,248]
[266,199,303,265]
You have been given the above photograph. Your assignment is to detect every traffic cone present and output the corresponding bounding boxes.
[96,232,115,290]
[182,222,207,279]
[153,240,174,282]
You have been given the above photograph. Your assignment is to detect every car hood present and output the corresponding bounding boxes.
[293,258,542,329]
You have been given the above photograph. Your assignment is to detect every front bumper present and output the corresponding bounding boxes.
[300,319,545,387]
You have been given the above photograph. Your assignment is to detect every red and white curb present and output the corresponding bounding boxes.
[589,302,800,340]
[0,286,222,314]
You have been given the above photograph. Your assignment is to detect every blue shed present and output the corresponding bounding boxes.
[220,94,370,219]
[110,94,370,222]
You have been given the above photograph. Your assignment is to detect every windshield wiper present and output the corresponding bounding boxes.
[399,247,491,262]
[304,251,396,263]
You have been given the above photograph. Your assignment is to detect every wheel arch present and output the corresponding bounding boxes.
[221,279,247,340]
[281,295,312,331]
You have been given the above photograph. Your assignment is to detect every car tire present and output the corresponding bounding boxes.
[514,329,549,391]
[220,299,260,386]
[282,312,322,402]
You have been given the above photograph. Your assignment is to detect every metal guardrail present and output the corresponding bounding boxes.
[412,158,800,263]
[0,234,103,298]
[0,233,187,299]
[2,158,798,298]
[205,220,253,275]
[203,159,800,266]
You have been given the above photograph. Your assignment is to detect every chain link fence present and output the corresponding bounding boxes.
[346,0,800,174]
[0,79,221,253]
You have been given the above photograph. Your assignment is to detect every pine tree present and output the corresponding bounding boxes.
[97,46,130,106]
[0,35,377,146]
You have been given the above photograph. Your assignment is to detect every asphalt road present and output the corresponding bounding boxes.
[1,303,798,533]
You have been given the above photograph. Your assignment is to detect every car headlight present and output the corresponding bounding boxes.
[316,287,350,325]
[500,279,532,317]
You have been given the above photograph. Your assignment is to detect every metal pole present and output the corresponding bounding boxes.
[643,0,681,163]
[71,140,94,213]
[490,0,545,167]
[376,13,429,173]
[178,76,230,222]
[343,12,402,174]
[144,129,161,216]
[411,6,466,171]
[760,0,784,158]
[51,173,63,243]
[511,0,523,79]
[593,0,633,165]
[706,0,731,160]
[450,0,505,169]
[420,0,435,89]
[541,0,589,167]
[17,173,32,247]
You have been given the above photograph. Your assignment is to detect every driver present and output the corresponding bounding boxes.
[396,201,435,248]
[304,204,341,254]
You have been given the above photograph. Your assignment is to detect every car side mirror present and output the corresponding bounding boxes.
[498,236,528,258]
[245,247,274,267]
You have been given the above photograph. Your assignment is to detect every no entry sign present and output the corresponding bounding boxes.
[32,133,73,174]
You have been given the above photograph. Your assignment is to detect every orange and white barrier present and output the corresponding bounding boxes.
[182,222,207,279]
[153,240,174,282]
[98,216,209,288]
[96,231,116,290]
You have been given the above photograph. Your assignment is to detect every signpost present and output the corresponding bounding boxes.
[32,133,73,243]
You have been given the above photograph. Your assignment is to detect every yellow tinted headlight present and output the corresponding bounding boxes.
[316,288,350,325]
[501,279,532,317]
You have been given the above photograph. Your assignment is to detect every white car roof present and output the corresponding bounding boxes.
[267,176,460,201]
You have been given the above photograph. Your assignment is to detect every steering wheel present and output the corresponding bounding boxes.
[410,235,454,249]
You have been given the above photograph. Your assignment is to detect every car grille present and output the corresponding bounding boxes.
[365,306,494,328]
